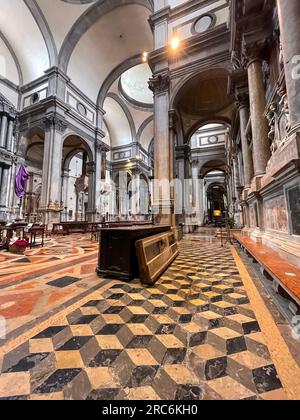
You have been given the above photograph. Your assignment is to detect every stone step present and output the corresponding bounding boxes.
[227,351,282,394]
[224,314,260,335]
[223,293,250,305]
[189,344,227,381]
[207,327,247,355]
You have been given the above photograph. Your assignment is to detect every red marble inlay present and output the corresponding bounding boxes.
[0,291,42,318]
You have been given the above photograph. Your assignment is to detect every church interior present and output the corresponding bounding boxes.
[0,0,299,401]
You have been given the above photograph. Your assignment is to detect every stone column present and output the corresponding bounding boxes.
[149,75,172,225]
[236,95,254,188]
[131,169,140,219]
[87,161,96,221]
[0,115,8,148]
[6,119,14,152]
[39,115,67,224]
[0,166,9,208]
[246,49,271,177]
[277,0,300,131]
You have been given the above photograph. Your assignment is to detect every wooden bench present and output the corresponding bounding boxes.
[233,233,300,307]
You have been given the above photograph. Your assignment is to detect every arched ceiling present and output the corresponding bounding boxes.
[68,4,153,101]
[0,0,153,98]
[173,69,234,141]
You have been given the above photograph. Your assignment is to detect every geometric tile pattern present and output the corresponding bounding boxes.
[0,240,288,400]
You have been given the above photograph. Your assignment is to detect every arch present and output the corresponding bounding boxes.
[137,115,153,141]
[24,0,58,67]
[62,133,94,166]
[58,0,153,72]
[97,55,143,109]
[170,65,233,110]
[0,30,23,85]
[187,119,231,144]
[106,93,137,142]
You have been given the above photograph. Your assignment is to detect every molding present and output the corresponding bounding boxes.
[137,115,153,141]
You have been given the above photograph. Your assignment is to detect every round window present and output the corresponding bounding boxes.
[208,135,218,145]
[193,15,214,34]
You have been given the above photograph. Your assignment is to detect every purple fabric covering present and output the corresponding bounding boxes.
[15,165,29,199]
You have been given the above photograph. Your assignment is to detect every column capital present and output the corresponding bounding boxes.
[242,41,267,68]
[235,92,249,111]
[43,114,68,133]
[148,74,170,95]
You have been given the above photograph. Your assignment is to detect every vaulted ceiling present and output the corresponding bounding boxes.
[0,0,154,149]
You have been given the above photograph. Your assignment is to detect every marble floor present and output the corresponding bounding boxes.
[0,235,299,400]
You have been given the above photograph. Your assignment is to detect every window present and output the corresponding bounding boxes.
[192,14,214,34]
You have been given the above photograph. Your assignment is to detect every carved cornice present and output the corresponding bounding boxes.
[148,74,170,95]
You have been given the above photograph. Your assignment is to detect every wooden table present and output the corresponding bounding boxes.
[97,225,171,281]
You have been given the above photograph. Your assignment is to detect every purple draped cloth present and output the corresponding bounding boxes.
[15,165,29,199]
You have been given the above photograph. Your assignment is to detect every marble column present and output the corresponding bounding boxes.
[246,52,271,176]
[149,75,172,225]
[277,0,300,131]
[40,115,66,224]
[236,97,254,188]
[0,115,8,148]
[131,170,140,218]
[87,161,96,221]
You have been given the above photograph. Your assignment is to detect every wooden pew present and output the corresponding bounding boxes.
[233,233,300,307]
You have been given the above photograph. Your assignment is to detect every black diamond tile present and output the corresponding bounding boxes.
[162,348,187,365]
[104,306,124,315]
[128,315,149,324]
[47,276,81,288]
[57,336,92,351]
[32,326,66,339]
[156,324,176,335]
[4,353,49,373]
[15,258,31,263]
[89,350,122,367]
[127,366,158,388]
[175,385,203,400]
[86,389,120,400]
[96,324,123,335]
[109,293,125,300]
[83,301,102,308]
[71,315,99,325]
[253,365,282,394]
[153,307,168,314]
[34,369,82,393]
[126,335,153,349]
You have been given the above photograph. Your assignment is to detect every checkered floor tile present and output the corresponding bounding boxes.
[0,241,288,400]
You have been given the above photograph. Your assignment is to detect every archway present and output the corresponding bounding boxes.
[62,135,94,222]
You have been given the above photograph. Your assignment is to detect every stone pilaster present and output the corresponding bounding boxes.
[39,114,67,225]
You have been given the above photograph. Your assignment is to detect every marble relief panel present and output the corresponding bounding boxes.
[264,195,289,233]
